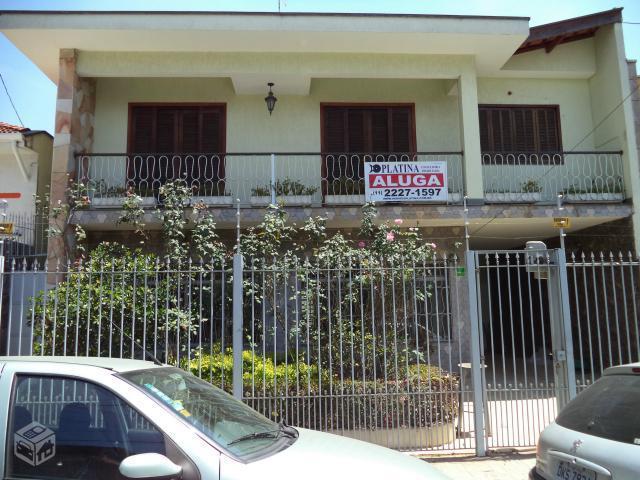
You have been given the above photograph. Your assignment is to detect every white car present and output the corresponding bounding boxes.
[531,363,640,480]
[0,356,449,480]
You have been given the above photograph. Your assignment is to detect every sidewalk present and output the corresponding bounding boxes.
[422,452,536,479]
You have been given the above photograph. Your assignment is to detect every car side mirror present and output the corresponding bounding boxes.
[119,453,182,480]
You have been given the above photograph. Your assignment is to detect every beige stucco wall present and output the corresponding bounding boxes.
[93,77,460,152]
[92,77,462,202]
[0,149,38,214]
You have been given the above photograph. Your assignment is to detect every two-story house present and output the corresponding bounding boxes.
[0,7,637,259]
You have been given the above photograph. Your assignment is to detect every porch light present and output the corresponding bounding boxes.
[265,82,277,115]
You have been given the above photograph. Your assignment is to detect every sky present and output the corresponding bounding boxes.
[1,0,640,134]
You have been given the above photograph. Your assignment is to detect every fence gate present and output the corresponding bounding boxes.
[467,249,576,455]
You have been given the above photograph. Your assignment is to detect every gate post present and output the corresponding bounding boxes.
[232,253,244,400]
[465,251,486,457]
[555,250,577,403]
[548,250,577,409]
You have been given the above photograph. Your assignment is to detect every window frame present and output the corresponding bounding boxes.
[478,104,563,165]
[320,102,417,155]
[320,103,417,197]
[4,372,200,480]
[126,103,227,155]
[126,103,227,191]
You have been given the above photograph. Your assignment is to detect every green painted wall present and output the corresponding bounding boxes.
[93,77,461,153]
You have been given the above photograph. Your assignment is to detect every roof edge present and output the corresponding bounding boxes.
[516,8,623,55]
[0,10,530,21]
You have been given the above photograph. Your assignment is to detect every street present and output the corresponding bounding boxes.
[425,452,536,480]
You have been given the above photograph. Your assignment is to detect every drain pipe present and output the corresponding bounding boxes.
[10,138,31,181]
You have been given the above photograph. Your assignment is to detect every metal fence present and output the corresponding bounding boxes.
[1,248,639,456]
[1,212,48,261]
[76,152,465,207]
[482,151,625,204]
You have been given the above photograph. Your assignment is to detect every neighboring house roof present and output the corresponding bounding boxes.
[516,8,623,55]
[0,122,29,134]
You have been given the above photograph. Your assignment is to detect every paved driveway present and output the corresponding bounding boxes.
[423,452,535,479]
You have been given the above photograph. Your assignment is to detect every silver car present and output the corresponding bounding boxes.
[0,356,449,480]
[530,363,640,480]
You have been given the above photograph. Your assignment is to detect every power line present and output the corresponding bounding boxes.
[0,72,24,127]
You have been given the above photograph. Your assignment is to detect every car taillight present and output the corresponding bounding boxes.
[633,367,640,374]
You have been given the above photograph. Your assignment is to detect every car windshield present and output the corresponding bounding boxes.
[121,367,295,459]
[555,374,640,445]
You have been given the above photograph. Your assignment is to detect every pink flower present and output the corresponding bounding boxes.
[386,232,395,242]
[394,218,403,225]
[429,243,437,249]
[358,241,366,248]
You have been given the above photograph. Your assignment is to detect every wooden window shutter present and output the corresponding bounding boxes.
[347,109,365,152]
[323,108,347,152]
[535,108,560,152]
[370,108,390,152]
[155,108,178,153]
[322,104,415,154]
[180,108,200,153]
[513,108,536,152]
[479,109,491,152]
[390,107,411,152]
[201,109,222,153]
[479,105,561,154]
[130,107,156,153]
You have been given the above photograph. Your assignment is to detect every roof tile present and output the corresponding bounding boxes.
[0,122,29,134]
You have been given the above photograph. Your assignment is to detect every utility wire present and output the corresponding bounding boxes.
[0,72,24,127]
[471,79,640,238]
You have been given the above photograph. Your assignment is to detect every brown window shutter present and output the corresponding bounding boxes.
[479,105,562,164]
[201,109,222,153]
[323,107,347,153]
[130,107,156,153]
[347,109,365,153]
[155,108,178,153]
[390,107,411,152]
[180,108,200,153]
[368,108,389,153]
[535,108,560,152]
[479,108,491,152]
[513,108,536,152]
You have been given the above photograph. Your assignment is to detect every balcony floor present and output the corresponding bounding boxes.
[73,201,631,248]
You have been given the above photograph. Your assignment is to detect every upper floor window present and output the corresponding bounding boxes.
[127,104,226,189]
[128,104,226,154]
[321,104,416,154]
[321,104,416,191]
[479,105,562,161]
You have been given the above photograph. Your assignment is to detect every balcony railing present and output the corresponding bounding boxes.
[76,152,464,207]
[482,151,625,203]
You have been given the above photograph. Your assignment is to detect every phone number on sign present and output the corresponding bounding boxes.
[373,188,443,198]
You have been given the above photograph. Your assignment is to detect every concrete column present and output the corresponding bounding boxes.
[47,49,96,266]
[612,25,640,255]
[458,72,484,201]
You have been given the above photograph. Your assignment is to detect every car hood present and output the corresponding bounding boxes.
[220,428,449,480]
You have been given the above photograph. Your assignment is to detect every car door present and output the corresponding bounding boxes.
[0,362,220,480]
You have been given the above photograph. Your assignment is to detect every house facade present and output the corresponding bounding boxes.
[0,122,51,258]
[0,7,638,259]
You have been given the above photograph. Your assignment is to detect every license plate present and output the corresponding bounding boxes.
[556,461,596,480]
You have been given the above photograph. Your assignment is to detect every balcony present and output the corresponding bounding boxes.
[76,152,464,208]
[482,151,625,204]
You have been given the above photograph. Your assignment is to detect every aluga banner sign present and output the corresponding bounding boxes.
[364,161,448,202]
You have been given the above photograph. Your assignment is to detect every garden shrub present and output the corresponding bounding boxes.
[191,349,458,430]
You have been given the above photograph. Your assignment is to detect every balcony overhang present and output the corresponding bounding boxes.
[0,11,530,82]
